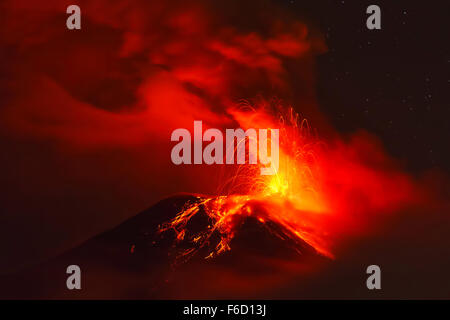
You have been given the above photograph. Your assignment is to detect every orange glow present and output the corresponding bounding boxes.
[160,104,332,261]
[160,102,423,263]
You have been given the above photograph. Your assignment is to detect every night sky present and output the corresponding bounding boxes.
[281,0,448,172]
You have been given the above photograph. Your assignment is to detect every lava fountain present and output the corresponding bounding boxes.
[160,101,334,263]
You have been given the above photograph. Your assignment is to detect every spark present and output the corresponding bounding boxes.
[159,102,333,264]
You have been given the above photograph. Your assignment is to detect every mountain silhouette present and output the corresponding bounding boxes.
[0,194,326,299]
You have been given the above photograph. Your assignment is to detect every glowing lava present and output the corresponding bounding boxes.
[160,103,334,262]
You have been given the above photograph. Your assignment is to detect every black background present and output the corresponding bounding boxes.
[283,0,448,172]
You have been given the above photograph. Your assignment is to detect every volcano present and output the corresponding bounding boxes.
[2,193,450,299]
[0,194,329,299]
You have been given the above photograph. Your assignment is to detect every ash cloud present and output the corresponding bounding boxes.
[0,0,325,272]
